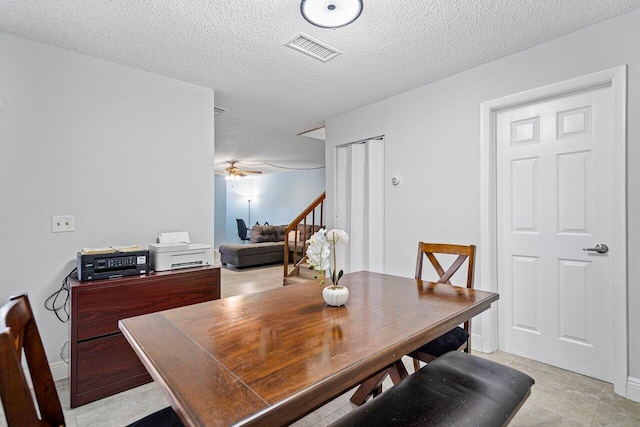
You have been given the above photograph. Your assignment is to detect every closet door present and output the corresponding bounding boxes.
[335,138,384,274]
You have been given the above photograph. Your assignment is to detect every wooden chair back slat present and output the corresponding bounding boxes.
[0,294,65,427]
[438,255,468,284]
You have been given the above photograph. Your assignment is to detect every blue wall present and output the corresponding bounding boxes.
[215,168,325,247]
[214,176,227,248]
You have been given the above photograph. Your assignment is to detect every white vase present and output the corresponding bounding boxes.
[323,285,349,307]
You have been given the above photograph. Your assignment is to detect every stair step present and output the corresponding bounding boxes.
[298,266,321,279]
[284,276,317,286]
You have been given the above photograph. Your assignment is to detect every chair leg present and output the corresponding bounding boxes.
[465,319,472,354]
[413,357,420,373]
[350,370,388,406]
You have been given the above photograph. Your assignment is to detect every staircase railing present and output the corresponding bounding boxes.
[284,191,326,285]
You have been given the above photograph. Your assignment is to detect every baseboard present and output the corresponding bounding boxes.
[471,333,483,352]
[51,360,69,381]
[627,377,640,402]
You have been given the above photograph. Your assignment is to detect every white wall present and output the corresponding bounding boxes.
[217,168,325,246]
[0,33,215,368]
[325,10,640,377]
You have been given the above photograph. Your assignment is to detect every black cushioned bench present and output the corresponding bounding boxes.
[331,351,534,427]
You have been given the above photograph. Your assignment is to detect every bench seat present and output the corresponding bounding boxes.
[331,351,534,427]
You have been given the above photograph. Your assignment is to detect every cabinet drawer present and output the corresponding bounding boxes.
[75,269,219,340]
[76,333,148,394]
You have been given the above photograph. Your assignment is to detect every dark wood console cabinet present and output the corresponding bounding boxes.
[70,266,220,408]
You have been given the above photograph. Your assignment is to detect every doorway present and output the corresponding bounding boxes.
[480,67,627,394]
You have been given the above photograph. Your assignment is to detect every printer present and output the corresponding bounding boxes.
[77,246,149,281]
[149,232,212,272]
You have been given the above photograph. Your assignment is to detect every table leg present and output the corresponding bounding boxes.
[387,360,409,384]
[350,359,408,406]
[350,369,388,405]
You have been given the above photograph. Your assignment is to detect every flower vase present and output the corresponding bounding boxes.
[323,285,349,307]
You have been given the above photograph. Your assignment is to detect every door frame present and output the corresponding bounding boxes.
[479,66,628,396]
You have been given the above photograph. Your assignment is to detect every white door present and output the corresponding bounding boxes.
[335,138,385,274]
[496,85,614,381]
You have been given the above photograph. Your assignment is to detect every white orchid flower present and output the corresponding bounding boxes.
[306,229,330,271]
[307,228,327,245]
[305,228,349,288]
[326,229,349,244]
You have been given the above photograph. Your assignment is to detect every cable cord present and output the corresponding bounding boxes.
[44,268,76,323]
[264,162,325,170]
[60,340,70,364]
[237,161,325,171]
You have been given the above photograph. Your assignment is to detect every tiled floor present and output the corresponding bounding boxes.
[4,264,639,426]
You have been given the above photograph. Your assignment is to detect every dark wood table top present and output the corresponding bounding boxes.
[119,271,499,427]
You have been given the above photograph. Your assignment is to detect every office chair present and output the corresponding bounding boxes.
[236,219,250,243]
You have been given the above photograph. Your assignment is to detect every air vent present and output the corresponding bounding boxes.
[285,32,341,62]
[214,106,228,115]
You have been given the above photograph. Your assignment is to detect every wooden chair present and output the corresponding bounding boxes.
[410,242,476,371]
[0,294,65,426]
[349,242,477,406]
[0,294,183,427]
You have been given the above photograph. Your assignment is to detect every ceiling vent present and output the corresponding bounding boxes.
[214,106,228,115]
[285,32,341,62]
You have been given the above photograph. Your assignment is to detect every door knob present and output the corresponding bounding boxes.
[583,244,609,254]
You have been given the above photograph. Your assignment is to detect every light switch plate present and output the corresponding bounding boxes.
[51,215,74,233]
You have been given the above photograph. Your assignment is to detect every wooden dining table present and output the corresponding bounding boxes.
[118,271,499,427]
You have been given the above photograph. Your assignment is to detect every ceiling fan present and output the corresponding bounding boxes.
[217,161,262,181]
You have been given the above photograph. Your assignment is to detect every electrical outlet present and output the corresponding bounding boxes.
[51,215,74,233]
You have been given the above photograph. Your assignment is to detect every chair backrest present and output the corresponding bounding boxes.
[236,219,248,240]
[0,294,65,427]
[415,242,476,289]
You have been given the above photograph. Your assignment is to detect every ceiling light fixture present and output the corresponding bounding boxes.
[300,0,363,29]
[218,161,263,181]
[225,172,240,181]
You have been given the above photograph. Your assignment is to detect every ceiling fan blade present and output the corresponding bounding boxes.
[217,161,263,177]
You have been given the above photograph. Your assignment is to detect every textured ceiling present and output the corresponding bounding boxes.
[1,0,640,174]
